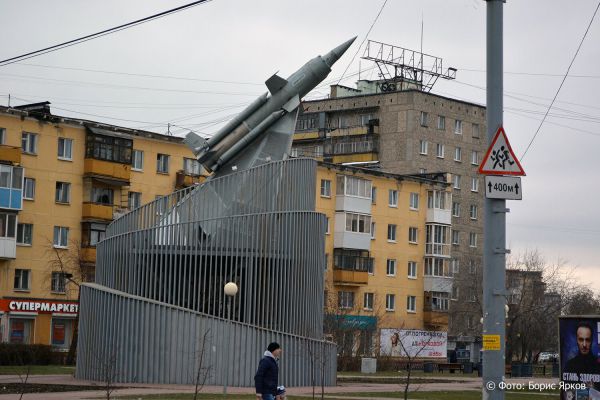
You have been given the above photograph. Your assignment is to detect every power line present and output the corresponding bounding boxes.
[0,0,213,67]
[520,0,600,160]
[336,0,389,85]
[459,67,600,79]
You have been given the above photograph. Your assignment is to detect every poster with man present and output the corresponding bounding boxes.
[380,329,447,358]
[559,316,600,400]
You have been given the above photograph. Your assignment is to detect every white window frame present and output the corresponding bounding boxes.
[386,259,397,276]
[407,295,417,313]
[454,120,463,134]
[471,150,479,165]
[57,138,73,161]
[371,186,377,204]
[320,179,331,197]
[364,293,374,311]
[387,224,397,242]
[408,227,418,244]
[128,191,142,210]
[370,221,376,240]
[408,261,417,279]
[53,226,69,248]
[386,294,395,311]
[338,291,354,309]
[419,140,428,155]
[470,204,478,220]
[388,189,398,207]
[183,157,202,176]
[16,223,33,246]
[14,269,30,291]
[420,111,428,127]
[436,143,445,158]
[156,153,170,174]
[451,286,459,301]
[472,123,480,138]
[0,127,5,144]
[453,174,461,190]
[51,271,68,294]
[437,115,445,130]
[469,232,478,248]
[325,217,330,235]
[344,213,371,234]
[452,230,460,245]
[454,147,462,162]
[451,259,460,274]
[55,182,71,204]
[23,178,35,200]
[452,202,460,217]
[132,150,144,171]
[409,192,419,210]
[21,132,38,154]
[471,177,479,192]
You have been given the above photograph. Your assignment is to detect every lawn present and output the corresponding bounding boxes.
[0,365,75,375]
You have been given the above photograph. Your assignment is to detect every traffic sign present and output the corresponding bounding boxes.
[478,126,525,176]
[485,176,522,200]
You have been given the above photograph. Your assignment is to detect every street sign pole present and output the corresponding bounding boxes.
[483,1,506,399]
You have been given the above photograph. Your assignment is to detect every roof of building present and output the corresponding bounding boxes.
[0,102,185,144]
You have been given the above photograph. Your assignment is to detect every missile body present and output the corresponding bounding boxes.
[185,37,356,175]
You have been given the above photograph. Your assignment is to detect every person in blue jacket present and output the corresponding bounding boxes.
[255,342,282,400]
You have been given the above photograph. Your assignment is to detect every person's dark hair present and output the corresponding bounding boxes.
[268,342,281,352]
[576,322,593,334]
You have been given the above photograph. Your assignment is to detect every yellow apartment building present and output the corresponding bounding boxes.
[315,162,453,356]
[0,102,203,349]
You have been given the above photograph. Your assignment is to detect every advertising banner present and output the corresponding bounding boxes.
[559,316,600,400]
[380,329,447,358]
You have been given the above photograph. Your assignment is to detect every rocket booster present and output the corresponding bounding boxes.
[185,37,356,174]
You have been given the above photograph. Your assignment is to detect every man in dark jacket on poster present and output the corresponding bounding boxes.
[255,342,282,400]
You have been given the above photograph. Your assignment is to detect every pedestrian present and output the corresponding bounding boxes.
[255,342,282,400]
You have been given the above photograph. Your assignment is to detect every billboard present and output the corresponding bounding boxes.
[559,316,600,400]
[380,329,447,358]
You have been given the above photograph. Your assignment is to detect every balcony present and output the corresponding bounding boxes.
[424,276,453,293]
[81,247,97,263]
[329,124,379,138]
[175,170,203,189]
[84,159,130,183]
[426,208,451,225]
[333,269,368,286]
[0,145,21,165]
[333,231,371,251]
[0,237,16,259]
[82,202,129,221]
[423,310,449,327]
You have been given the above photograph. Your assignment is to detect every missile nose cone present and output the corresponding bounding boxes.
[322,36,357,68]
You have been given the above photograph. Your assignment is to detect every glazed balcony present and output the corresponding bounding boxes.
[175,170,203,189]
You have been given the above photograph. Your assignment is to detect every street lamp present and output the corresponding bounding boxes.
[223,281,238,396]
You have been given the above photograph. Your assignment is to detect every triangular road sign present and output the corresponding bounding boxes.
[478,126,526,176]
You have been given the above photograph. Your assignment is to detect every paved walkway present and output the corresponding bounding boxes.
[0,374,560,400]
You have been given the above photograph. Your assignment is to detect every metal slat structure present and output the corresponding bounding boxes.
[76,158,336,386]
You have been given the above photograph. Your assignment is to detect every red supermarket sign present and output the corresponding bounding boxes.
[0,299,78,314]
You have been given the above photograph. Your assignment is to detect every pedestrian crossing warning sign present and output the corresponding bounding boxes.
[478,126,526,176]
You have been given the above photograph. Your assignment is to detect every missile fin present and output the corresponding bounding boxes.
[282,94,300,113]
[183,131,208,157]
[265,73,288,94]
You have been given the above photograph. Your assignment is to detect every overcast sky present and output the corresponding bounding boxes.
[1,0,598,290]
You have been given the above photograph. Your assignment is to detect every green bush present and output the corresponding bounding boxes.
[0,344,56,366]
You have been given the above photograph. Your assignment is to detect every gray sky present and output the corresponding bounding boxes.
[1,0,598,289]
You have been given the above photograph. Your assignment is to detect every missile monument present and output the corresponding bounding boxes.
[75,38,356,386]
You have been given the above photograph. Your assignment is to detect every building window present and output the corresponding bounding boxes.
[345,213,371,234]
[408,227,418,244]
[471,177,479,192]
[371,186,377,204]
[338,291,354,309]
[419,168,426,174]
[387,224,397,242]
[52,318,73,349]
[452,286,459,300]
[468,289,477,303]
[128,191,141,210]
[427,190,449,210]
[320,179,331,197]
[437,115,445,130]
[454,147,462,162]
[360,114,374,126]
[23,178,35,200]
[53,226,69,248]
[14,269,30,290]
[16,223,33,245]
[408,261,417,279]
[386,259,397,276]
[451,258,460,274]
[82,223,106,247]
[471,150,479,165]
[55,182,71,204]
[452,202,460,217]
[92,187,113,205]
[325,217,330,234]
[336,175,372,198]
[425,257,448,277]
[409,192,419,210]
[157,153,170,174]
[472,123,480,138]
[0,213,17,238]
[407,295,417,312]
[370,222,376,240]
[10,318,33,344]
[57,138,73,160]
[132,150,144,171]
[452,230,460,245]
[386,294,395,311]
[364,293,374,311]
[420,111,428,127]
[86,133,132,164]
[426,224,450,256]
[436,143,445,158]
[183,157,202,176]
[469,232,478,248]
[21,132,38,154]
[470,204,478,220]
[51,272,68,293]
[0,127,5,144]
[419,140,428,155]
[453,174,461,190]
[431,292,449,311]
[388,189,398,207]
[454,120,463,134]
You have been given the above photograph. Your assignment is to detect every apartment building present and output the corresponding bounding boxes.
[0,102,202,348]
[293,82,487,347]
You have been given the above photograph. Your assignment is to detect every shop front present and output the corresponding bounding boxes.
[0,298,78,350]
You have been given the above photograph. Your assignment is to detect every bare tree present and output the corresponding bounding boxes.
[94,344,119,400]
[192,329,212,400]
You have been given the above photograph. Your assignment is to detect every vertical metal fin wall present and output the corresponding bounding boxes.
[76,158,337,386]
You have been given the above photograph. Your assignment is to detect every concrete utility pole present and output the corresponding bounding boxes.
[483,1,506,399]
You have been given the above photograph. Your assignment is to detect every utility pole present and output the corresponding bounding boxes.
[483,1,506,399]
